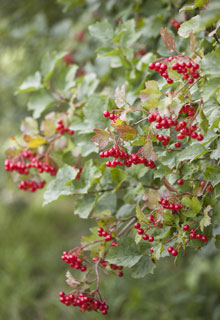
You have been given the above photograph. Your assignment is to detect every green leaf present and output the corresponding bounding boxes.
[89,21,114,43]
[27,90,54,119]
[202,79,220,102]
[201,48,220,78]
[116,204,135,219]
[114,84,127,109]
[113,19,142,48]
[41,51,67,85]
[210,139,220,160]
[136,204,149,224]
[182,196,202,217]
[74,194,97,219]
[140,80,162,109]
[177,144,208,163]
[17,71,41,94]
[43,165,78,206]
[194,0,209,8]
[204,165,220,187]
[20,117,38,136]
[178,15,203,38]
[200,205,212,231]
[131,256,156,278]
[106,237,143,268]
[215,235,220,249]
[111,167,127,191]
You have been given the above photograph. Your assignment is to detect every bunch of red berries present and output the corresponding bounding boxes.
[183,225,207,242]
[18,179,46,192]
[167,246,178,256]
[158,198,183,213]
[5,157,57,176]
[97,227,113,242]
[103,110,119,121]
[170,19,182,30]
[100,147,156,169]
[61,251,87,272]
[179,103,195,117]
[59,291,109,315]
[134,222,154,242]
[149,56,200,84]
[56,119,74,135]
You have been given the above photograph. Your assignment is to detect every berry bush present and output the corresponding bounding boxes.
[4,0,220,316]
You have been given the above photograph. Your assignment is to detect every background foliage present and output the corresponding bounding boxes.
[1,0,220,319]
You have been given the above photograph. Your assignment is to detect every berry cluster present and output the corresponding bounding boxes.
[149,56,200,84]
[147,109,203,146]
[56,119,74,135]
[97,227,113,242]
[59,291,109,315]
[61,251,87,272]
[158,198,183,213]
[183,225,207,242]
[103,110,119,121]
[5,150,57,191]
[170,19,182,30]
[18,179,46,192]
[134,222,154,242]
[100,147,156,169]
[167,247,178,256]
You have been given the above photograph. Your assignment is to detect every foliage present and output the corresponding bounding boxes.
[4,0,220,317]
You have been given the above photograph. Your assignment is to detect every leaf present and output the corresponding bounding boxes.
[74,194,97,219]
[182,196,202,217]
[17,71,42,94]
[89,21,114,43]
[43,165,78,205]
[177,144,208,163]
[143,189,160,210]
[160,27,175,52]
[194,0,209,8]
[23,135,47,148]
[204,165,220,187]
[111,119,138,141]
[178,15,203,38]
[136,204,149,223]
[210,139,220,160]
[20,117,38,136]
[201,48,220,78]
[91,129,111,149]
[131,256,156,278]
[111,168,127,191]
[116,204,135,219]
[113,19,142,48]
[66,271,80,288]
[143,139,158,161]
[41,51,67,85]
[190,31,197,53]
[106,237,143,268]
[114,84,127,109]
[202,79,220,103]
[179,4,195,12]
[140,81,162,109]
[27,90,54,119]
[215,235,220,249]
[200,205,212,231]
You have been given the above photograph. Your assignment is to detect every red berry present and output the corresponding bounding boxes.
[103,110,110,118]
[177,179,183,185]
[171,249,178,256]
[197,134,203,141]
[142,234,149,240]
[149,63,155,69]
[137,228,144,235]
[134,222,141,229]
[183,224,189,231]
[168,246,173,253]
[175,142,181,148]
[105,235,112,242]
[201,235,207,242]
[196,233,202,240]
[148,236,154,242]
[117,272,123,277]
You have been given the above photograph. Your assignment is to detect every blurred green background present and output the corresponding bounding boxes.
[0,1,220,319]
